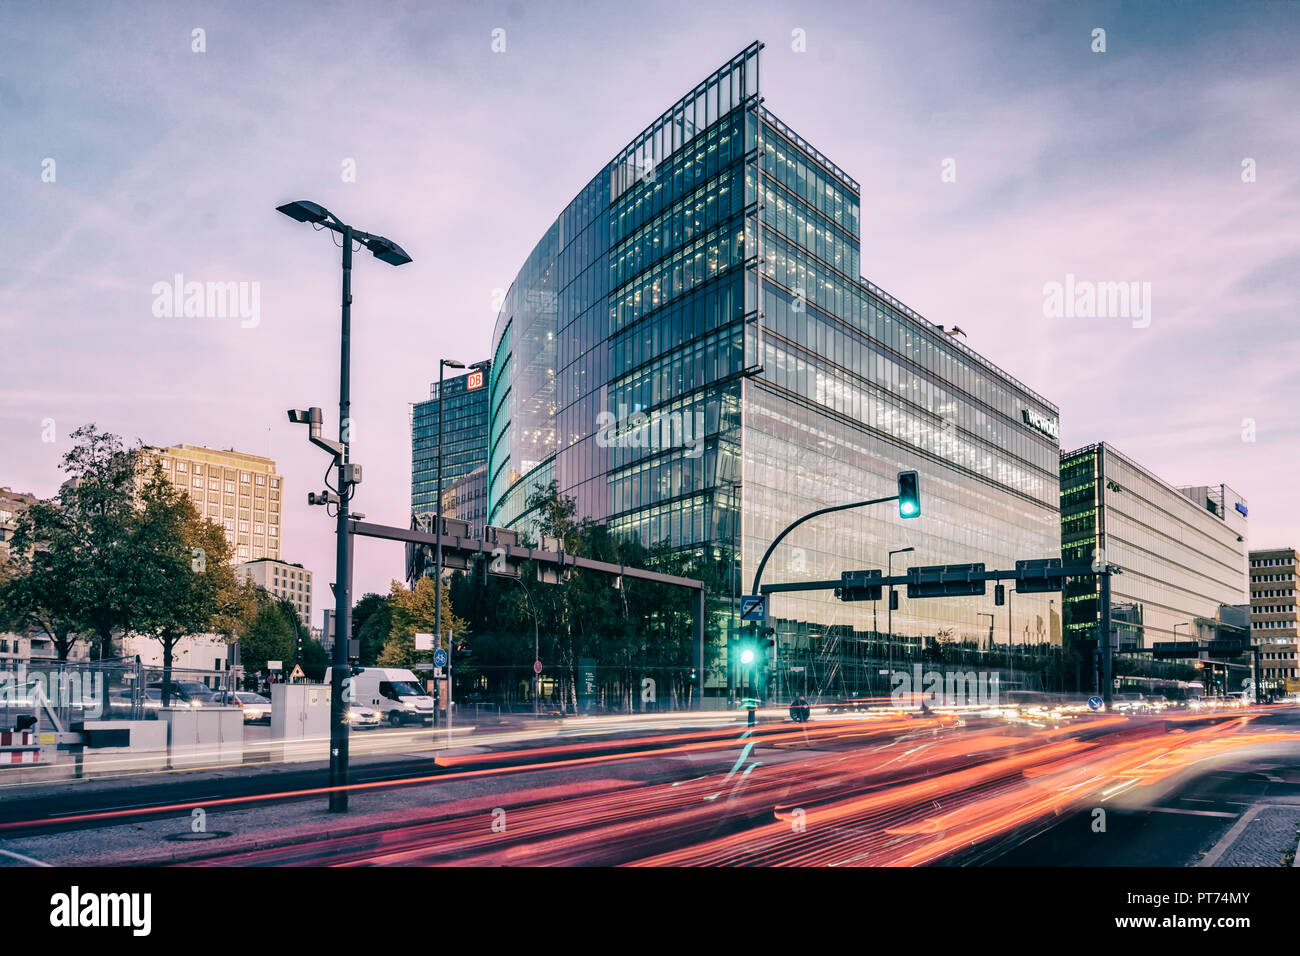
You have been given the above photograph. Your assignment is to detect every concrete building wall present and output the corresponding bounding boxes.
[146,444,282,563]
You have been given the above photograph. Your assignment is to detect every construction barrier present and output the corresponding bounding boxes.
[0,730,42,764]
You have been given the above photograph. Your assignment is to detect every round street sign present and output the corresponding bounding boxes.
[1087,696,1103,711]
[433,649,448,668]
[533,660,543,675]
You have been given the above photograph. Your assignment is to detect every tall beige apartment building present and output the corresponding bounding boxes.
[146,444,282,563]
[0,486,39,564]
[236,558,312,626]
[1250,547,1298,692]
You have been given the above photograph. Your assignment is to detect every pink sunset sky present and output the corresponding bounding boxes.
[2,0,1297,624]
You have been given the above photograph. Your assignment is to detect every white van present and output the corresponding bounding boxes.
[335,667,435,727]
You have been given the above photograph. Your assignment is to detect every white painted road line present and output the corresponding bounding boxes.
[47,794,223,817]
[1142,806,1239,818]
[0,846,53,867]
[1197,805,1264,867]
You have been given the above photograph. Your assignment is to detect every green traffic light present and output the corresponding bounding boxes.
[740,648,755,664]
[898,470,920,518]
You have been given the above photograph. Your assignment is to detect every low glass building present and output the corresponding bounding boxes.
[1060,443,1249,654]
[488,42,1062,701]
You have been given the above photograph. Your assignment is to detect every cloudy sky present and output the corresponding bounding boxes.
[3,0,1297,624]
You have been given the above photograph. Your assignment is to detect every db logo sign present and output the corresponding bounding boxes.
[467,369,485,390]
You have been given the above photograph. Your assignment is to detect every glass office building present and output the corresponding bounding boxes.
[411,363,491,522]
[1060,443,1249,653]
[488,43,1062,699]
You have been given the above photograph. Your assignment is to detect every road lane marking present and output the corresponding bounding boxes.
[1142,806,1239,818]
[47,795,223,817]
[0,847,52,867]
[1196,805,1265,867]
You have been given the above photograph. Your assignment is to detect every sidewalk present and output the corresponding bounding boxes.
[0,746,742,866]
[1197,804,1300,867]
[0,710,752,819]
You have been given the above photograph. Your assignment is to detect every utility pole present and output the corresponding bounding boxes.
[276,199,411,813]
[329,223,354,812]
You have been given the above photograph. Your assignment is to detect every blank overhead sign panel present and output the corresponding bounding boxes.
[906,563,987,598]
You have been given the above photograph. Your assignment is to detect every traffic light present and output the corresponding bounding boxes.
[897,470,920,518]
[890,589,899,611]
[994,584,1005,606]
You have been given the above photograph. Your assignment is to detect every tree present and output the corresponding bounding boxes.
[446,481,716,713]
[129,463,237,705]
[352,592,391,665]
[377,577,468,669]
[300,635,329,680]
[238,594,297,679]
[0,502,87,661]
[55,425,144,659]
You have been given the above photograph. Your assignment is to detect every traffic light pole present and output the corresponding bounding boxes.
[750,495,900,703]
[763,561,1119,708]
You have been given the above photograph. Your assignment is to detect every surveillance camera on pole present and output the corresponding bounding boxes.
[287,407,346,463]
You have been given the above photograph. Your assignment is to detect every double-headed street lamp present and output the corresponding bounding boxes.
[278,199,411,813]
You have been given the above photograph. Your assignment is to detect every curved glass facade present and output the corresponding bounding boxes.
[489,42,1064,701]
[489,44,761,548]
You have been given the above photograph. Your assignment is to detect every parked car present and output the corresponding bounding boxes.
[345,704,381,729]
[214,691,273,724]
[108,688,168,719]
[147,681,218,708]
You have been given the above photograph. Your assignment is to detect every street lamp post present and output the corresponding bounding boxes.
[277,200,411,813]
[431,359,490,727]
[1007,585,1015,688]
[888,546,915,698]
[978,612,995,652]
[434,357,463,725]
[1173,621,1191,696]
[514,577,541,715]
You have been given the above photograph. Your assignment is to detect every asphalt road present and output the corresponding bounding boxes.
[0,713,758,837]
[971,706,1300,866]
[4,706,1297,868]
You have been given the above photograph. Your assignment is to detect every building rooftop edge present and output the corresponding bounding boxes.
[1061,441,1249,514]
[148,444,278,467]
